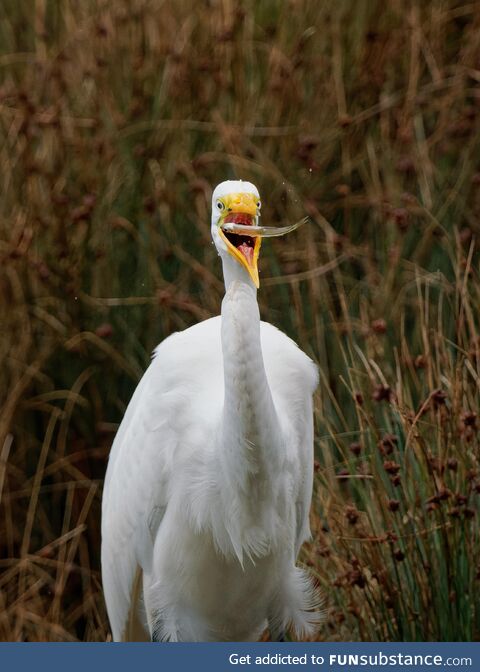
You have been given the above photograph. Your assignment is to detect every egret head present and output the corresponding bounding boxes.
[211,180,307,289]
[211,180,262,288]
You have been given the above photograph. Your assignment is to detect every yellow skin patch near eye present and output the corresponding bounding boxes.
[217,192,262,288]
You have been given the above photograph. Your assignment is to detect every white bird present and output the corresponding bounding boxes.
[101,180,320,642]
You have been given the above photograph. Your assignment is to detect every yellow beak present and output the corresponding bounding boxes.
[218,192,262,288]
[224,192,258,217]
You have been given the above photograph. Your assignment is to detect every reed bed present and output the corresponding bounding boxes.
[0,0,479,641]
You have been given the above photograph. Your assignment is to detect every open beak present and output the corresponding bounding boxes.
[218,192,307,289]
[218,192,262,288]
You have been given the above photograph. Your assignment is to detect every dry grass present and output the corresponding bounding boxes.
[1,0,480,641]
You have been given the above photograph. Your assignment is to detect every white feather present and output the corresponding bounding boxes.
[101,180,320,642]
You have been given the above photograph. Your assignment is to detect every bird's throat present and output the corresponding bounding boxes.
[220,282,279,457]
[221,251,258,292]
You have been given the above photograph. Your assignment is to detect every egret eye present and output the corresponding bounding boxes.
[256,200,261,210]
[216,200,225,211]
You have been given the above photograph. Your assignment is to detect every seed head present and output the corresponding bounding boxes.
[392,207,410,231]
[431,389,447,407]
[335,183,351,197]
[414,354,426,369]
[317,546,331,558]
[349,442,362,456]
[95,323,113,339]
[383,460,400,475]
[461,410,477,428]
[459,227,472,245]
[447,458,458,471]
[384,595,394,609]
[395,157,415,174]
[428,457,444,475]
[371,318,387,334]
[372,384,392,402]
[338,114,353,128]
[345,505,360,525]
[378,433,398,455]
[347,569,366,589]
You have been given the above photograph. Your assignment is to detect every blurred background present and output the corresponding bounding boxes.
[1,0,480,642]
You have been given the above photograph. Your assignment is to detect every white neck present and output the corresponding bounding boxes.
[217,271,285,556]
[220,253,257,292]
[220,279,273,448]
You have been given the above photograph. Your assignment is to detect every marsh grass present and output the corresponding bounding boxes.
[1,0,479,640]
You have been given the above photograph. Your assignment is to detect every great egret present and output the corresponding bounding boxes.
[101,180,320,642]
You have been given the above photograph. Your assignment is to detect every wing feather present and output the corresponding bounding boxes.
[101,317,223,640]
[101,316,318,640]
[259,322,318,554]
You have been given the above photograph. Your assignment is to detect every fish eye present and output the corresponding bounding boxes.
[216,200,225,211]
[256,200,261,209]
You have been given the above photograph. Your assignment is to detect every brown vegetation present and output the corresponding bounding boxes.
[1,0,480,641]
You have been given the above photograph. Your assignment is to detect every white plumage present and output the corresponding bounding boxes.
[101,180,319,641]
